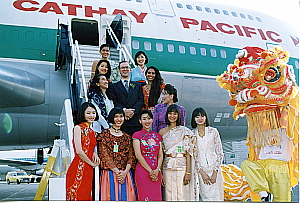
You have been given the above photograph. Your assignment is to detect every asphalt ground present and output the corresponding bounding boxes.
[0,181,48,201]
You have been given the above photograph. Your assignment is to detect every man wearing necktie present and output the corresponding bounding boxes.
[124,80,129,92]
[110,61,144,136]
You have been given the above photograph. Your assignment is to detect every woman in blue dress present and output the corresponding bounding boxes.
[131,50,148,85]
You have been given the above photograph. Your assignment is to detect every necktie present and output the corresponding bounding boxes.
[124,80,129,92]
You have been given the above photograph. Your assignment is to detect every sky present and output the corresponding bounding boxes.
[208,0,300,29]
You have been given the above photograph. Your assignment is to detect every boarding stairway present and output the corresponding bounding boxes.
[35,14,134,201]
[77,45,119,77]
[75,44,120,92]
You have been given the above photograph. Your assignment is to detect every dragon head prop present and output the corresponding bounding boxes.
[217,46,298,147]
[218,46,299,188]
[217,46,297,119]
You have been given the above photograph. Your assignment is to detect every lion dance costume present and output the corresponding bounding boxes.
[217,46,299,202]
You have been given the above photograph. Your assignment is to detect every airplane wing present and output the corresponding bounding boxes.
[0,158,44,172]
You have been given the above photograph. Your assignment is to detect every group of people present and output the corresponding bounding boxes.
[65,44,225,201]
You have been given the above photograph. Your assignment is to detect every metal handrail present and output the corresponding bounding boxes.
[74,40,88,102]
[68,23,75,85]
[67,18,88,102]
[105,21,135,65]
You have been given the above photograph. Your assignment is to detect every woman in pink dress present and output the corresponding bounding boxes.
[132,109,163,201]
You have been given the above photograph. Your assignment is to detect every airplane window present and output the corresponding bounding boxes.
[196,6,202,11]
[214,9,220,14]
[240,13,246,19]
[190,46,196,55]
[156,43,163,52]
[176,3,183,8]
[132,40,139,49]
[200,48,206,56]
[168,44,174,53]
[205,7,211,13]
[231,12,237,17]
[223,10,229,15]
[179,45,185,54]
[256,17,262,22]
[248,15,254,20]
[210,48,217,57]
[136,0,142,2]
[186,5,193,10]
[220,50,227,58]
[144,41,151,51]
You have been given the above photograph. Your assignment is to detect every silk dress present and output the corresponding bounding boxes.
[132,128,163,201]
[66,122,97,201]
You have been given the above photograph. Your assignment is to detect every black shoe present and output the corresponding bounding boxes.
[261,192,273,202]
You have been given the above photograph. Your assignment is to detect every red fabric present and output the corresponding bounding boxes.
[66,122,97,201]
[142,83,165,111]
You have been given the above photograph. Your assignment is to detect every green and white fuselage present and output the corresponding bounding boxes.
[0,0,298,149]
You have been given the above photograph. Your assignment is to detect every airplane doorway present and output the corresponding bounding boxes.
[71,19,99,46]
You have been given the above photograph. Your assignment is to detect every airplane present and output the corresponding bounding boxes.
[0,0,298,152]
[0,149,47,178]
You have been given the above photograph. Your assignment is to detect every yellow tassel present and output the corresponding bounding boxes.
[246,108,282,147]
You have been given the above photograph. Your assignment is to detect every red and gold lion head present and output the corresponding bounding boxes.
[217,46,297,119]
[217,46,299,189]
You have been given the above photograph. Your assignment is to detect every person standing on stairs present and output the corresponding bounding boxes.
[91,44,111,78]
[110,61,144,136]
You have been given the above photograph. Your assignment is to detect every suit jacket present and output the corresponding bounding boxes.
[110,80,144,127]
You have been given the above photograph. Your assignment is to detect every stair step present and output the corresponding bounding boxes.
[78,44,99,50]
[75,43,122,93]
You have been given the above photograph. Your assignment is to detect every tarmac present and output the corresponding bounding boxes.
[0,181,48,201]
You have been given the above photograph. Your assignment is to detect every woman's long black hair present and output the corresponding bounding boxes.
[146,66,164,107]
[89,74,113,100]
[95,59,111,80]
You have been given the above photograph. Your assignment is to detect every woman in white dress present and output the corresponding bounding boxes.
[191,107,224,201]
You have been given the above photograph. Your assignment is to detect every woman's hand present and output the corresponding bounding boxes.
[161,174,165,187]
[183,173,190,185]
[92,152,100,166]
[116,170,128,184]
[150,168,159,181]
[210,170,218,184]
[200,172,211,185]
[90,162,98,167]
[124,109,135,120]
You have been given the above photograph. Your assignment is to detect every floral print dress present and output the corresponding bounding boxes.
[132,128,163,201]
[66,122,97,200]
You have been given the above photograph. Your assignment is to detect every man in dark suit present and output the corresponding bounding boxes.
[110,61,144,136]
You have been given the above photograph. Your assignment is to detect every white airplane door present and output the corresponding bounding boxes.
[147,0,175,17]
[99,14,132,50]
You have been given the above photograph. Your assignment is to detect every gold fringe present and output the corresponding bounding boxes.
[246,108,282,147]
